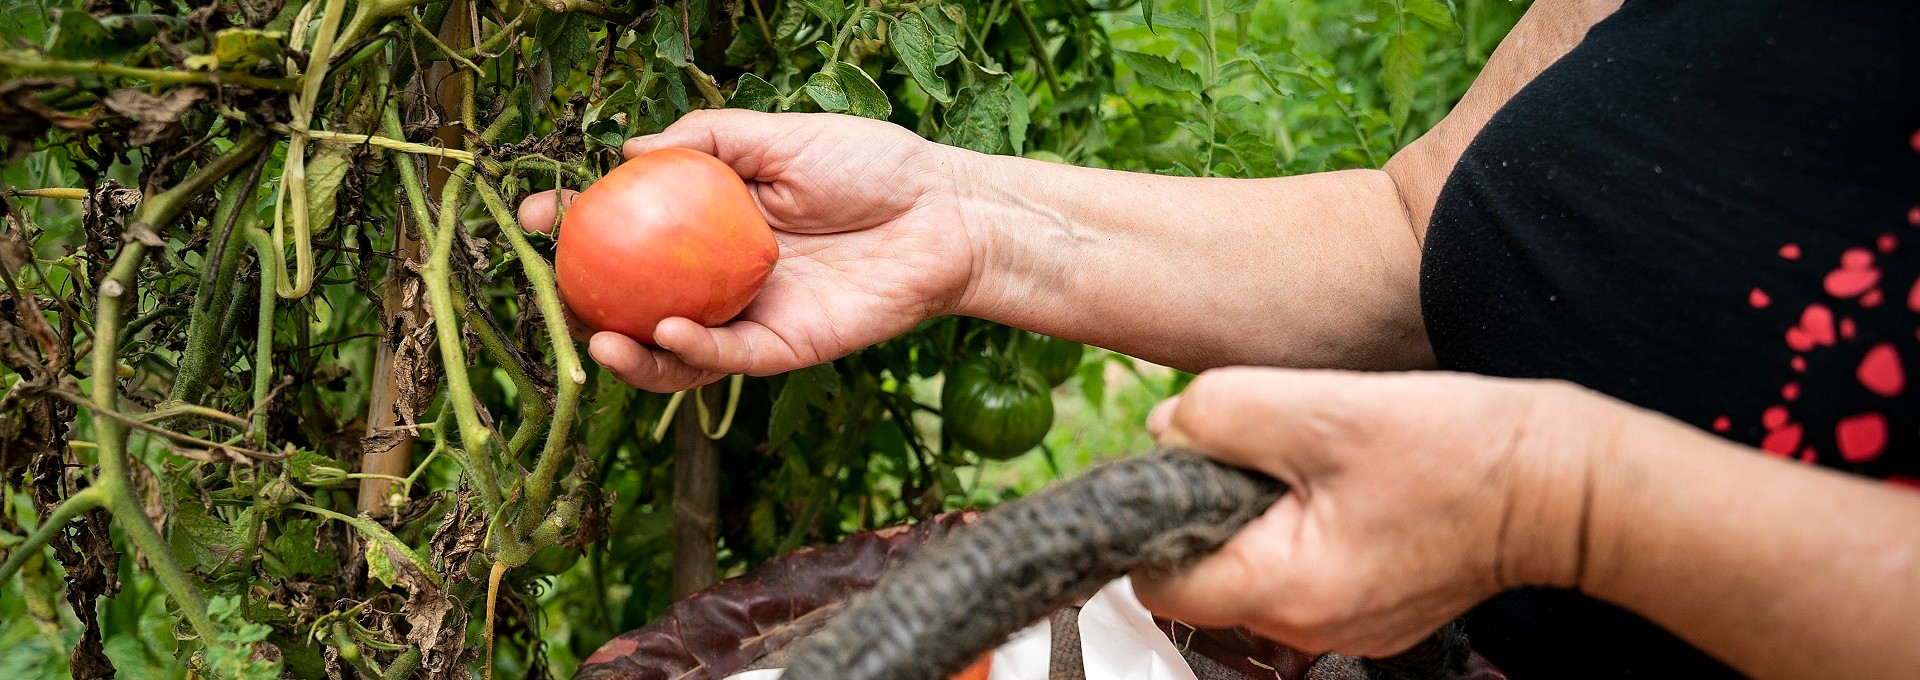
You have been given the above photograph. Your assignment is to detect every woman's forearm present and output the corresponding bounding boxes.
[949,154,1431,372]
[1582,409,1920,679]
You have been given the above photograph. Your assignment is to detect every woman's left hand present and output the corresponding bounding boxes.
[1134,367,1624,657]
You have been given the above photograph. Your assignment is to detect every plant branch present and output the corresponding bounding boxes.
[83,131,269,645]
[1009,1,1061,96]
[0,486,106,588]
[0,52,300,91]
[473,177,584,535]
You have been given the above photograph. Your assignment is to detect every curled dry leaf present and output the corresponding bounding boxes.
[102,87,208,148]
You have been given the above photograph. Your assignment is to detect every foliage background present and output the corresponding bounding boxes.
[0,0,1526,677]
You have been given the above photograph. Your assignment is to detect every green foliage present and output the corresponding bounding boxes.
[0,0,1526,677]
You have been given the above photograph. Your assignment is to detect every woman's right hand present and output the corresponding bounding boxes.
[518,110,983,392]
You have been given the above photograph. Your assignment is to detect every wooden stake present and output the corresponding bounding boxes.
[671,388,721,598]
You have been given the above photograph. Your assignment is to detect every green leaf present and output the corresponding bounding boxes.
[47,10,151,60]
[186,28,286,71]
[888,11,953,104]
[652,12,691,67]
[1075,356,1106,411]
[1141,0,1155,32]
[1007,82,1030,155]
[729,73,781,113]
[940,66,1017,154]
[168,502,242,572]
[1405,0,1457,31]
[769,365,840,447]
[1222,0,1258,13]
[802,69,850,113]
[1381,30,1423,130]
[269,519,338,577]
[534,11,593,71]
[1175,119,1212,143]
[833,62,891,118]
[799,0,845,24]
[365,539,399,587]
[304,148,352,239]
[288,450,350,487]
[1115,50,1202,93]
[1147,9,1209,35]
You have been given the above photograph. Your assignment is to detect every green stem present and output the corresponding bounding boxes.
[1199,0,1219,176]
[0,486,106,587]
[0,52,299,90]
[473,177,584,535]
[382,647,423,680]
[451,275,549,459]
[426,164,504,510]
[245,228,277,433]
[170,156,268,405]
[85,131,269,644]
[1008,1,1061,96]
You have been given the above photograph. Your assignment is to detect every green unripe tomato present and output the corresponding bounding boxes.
[1012,331,1084,387]
[941,356,1054,460]
[526,544,580,576]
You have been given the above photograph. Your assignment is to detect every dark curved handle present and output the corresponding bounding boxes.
[780,448,1469,680]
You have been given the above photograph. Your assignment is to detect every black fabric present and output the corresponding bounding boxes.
[1419,0,1920,678]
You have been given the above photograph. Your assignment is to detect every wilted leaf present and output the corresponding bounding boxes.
[167,502,243,572]
[47,10,149,60]
[186,28,287,71]
[102,88,206,147]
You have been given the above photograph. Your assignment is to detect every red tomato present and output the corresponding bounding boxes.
[555,148,779,345]
[949,654,992,680]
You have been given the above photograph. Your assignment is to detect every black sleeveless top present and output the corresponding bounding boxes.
[1419,1,1920,677]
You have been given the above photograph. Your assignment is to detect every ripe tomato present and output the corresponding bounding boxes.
[949,654,992,680]
[1012,330,1084,387]
[941,356,1054,460]
[555,148,779,345]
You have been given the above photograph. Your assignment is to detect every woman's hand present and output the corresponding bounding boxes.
[1133,368,1619,657]
[518,110,980,392]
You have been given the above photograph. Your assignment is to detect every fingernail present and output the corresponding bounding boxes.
[1147,397,1178,438]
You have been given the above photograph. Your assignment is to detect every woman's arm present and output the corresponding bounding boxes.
[949,0,1625,372]
[517,1,1623,390]
[1133,368,1920,680]
[1583,412,1920,679]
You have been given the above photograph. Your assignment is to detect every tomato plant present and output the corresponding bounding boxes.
[0,0,1526,677]
[557,148,778,345]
